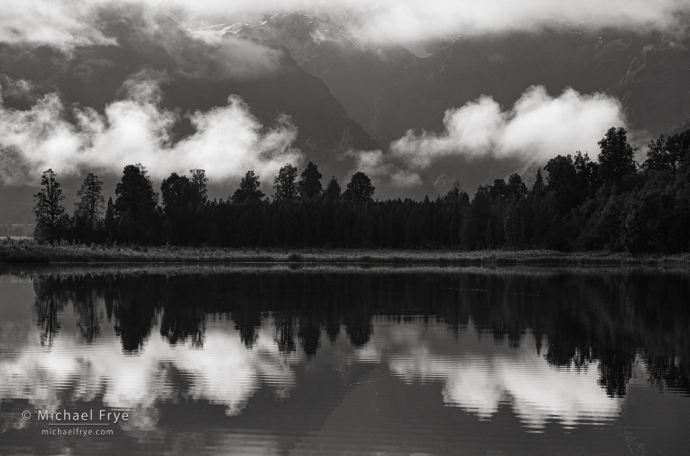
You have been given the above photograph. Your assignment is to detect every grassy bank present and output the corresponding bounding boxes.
[1,239,689,265]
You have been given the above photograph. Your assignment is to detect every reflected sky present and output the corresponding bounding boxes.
[0,267,689,455]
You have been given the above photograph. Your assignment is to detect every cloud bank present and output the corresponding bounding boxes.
[0,76,302,184]
[0,0,115,48]
[390,86,627,168]
[2,0,689,49]
[345,86,627,188]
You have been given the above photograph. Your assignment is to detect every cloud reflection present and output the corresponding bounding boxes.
[371,323,622,428]
[0,322,299,427]
[1,316,622,432]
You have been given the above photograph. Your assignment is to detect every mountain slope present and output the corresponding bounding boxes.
[610,40,690,135]
[199,11,418,142]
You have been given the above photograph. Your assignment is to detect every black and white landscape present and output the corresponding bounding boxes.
[1,1,690,455]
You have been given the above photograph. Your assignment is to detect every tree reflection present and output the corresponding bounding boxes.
[28,267,690,396]
[33,287,66,348]
[73,289,101,343]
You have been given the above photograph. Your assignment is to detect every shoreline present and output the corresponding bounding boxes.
[1,241,689,266]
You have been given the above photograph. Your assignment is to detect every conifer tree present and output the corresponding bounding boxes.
[325,176,342,200]
[232,171,265,204]
[76,173,105,226]
[298,162,323,199]
[32,169,66,240]
[598,127,637,183]
[273,164,299,201]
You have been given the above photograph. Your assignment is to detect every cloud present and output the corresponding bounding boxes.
[156,0,689,43]
[0,76,302,184]
[390,86,627,168]
[3,1,689,49]
[0,0,115,49]
[179,32,283,79]
[346,149,423,188]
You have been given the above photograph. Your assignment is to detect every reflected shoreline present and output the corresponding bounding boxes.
[2,262,690,280]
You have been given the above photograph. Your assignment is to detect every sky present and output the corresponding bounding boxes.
[2,0,688,49]
[0,0,688,189]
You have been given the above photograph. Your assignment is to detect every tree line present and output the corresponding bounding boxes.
[32,126,690,253]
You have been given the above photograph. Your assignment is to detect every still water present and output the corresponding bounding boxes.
[0,264,688,455]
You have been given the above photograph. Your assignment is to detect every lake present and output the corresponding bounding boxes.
[0,264,688,455]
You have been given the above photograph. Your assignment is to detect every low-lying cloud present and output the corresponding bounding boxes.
[155,0,690,43]
[3,1,689,49]
[0,76,302,184]
[0,0,115,49]
[390,86,627,168]
[346,149,423,189]
[344,86,627,189]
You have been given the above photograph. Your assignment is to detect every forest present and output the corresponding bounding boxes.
[31,126,690,253]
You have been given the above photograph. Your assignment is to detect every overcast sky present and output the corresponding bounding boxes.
[2,0,689,48]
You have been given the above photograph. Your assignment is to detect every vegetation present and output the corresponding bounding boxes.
[22,126,690,255]
[1,238,689,265]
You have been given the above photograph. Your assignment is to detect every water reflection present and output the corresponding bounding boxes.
[0,265,689,455]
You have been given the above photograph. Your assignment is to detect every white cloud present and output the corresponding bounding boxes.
[0,0,115,48]
[0,77,302,184]
[2,1,689,49]
[390,86,627,168]
[346,149,423,188]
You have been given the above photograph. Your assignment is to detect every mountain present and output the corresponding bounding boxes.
[370,28,650,145]
[197,11,419,144]
[610,39,690,136]
[0,4,380,183]
[212,14,690,194]
[364,27,689,193]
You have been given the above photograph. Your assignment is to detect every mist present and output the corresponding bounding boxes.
[3,0,689,49]
[159,0,690,42]
[0,77,302,185]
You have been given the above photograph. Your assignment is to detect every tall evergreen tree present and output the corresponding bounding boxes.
[32,169,66,240]
[507,173,527,198]
[104,197,115,242]
[532,168,545,198]
[325,176,342,200]
[545,155,578,213]
[232,170,265,204]
[76,173,105,226]
[298,161,323,198]
[273,164,299,201]
[114,164,158,242]
[345,172,375,201]
[445,180,463,200]
[115,164,158,217]
[598,127,637,183]
[189,169,209,205]
[161,173,192,212]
